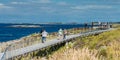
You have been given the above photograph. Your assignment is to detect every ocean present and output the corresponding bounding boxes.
[0,23,91,42]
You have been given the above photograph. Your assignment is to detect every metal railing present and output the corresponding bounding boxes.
[0,27,111,60]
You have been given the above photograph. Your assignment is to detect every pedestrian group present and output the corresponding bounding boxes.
[41,28,67,43]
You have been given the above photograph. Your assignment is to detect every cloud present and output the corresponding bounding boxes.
[40,0,51,3]
[71,5,112,10]
[11,0,51,5]
[57,2,68,6]
[32,0,51,3]
[11,2,28,5]
[39,7,56,13]
[0,3,12,9]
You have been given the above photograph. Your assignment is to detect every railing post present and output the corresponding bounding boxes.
[0,44,11,60]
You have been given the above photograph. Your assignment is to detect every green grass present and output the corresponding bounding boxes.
[18,27,119,60]
[3,27,120,60]
[16,27,120,60]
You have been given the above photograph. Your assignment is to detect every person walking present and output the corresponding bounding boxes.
[41,30,48,43]
[84,23,88,31]
[63,29,67,39]
[40,29,44,37]
[91,22,94,30]
[58,28,63,40]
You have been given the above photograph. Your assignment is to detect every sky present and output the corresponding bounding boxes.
[0,0,120,23]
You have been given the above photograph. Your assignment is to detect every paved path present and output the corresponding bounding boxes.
[0,29,113,60]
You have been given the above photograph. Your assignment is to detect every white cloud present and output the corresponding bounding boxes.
[57,2,68,6]
[40,7,51,10]
[0,3,12,9]
[71,5,112,10]
[32,0,51,3]
[40,7,55,13]
[11,2,28,4]
[40,0,51,3]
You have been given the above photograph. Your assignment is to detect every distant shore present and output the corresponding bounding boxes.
[8,25,41,28]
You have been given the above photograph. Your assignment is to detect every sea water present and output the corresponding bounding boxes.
[0,23,91,42]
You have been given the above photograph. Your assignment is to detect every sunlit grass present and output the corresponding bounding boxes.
[112,24,120,28]
[2,26,120,60]
[49,28,119,60]
[30,27,120,60]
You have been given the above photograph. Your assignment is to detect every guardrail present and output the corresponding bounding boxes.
[0,28,112,60]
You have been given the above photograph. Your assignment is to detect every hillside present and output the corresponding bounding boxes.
[8,24,120,60]
[30,27,120,60]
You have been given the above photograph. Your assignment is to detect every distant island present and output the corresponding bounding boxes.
[8,25,41,28]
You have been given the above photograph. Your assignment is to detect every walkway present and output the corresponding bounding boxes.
[0,29,113,60]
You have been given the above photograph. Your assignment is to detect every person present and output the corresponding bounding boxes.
[91,22,94,30]
[98,21,102,29]
[84,23,88,30]
[63,29,67,39]
[58,28,63,40]
[41,30,48,43]
[40,29,44,37]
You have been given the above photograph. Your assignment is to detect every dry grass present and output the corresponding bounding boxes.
[106,39,120,60]
[30,28,120,60]
[1,27,120,60]
[47,28,120,60]
[31,39,120,60]
[48,48,100,60]
[3,24,118,60]
[112,24,120,28]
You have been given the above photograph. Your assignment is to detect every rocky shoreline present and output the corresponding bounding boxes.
[0,28,83,53]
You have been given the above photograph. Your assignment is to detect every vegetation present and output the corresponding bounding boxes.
[0,28,83,53]
[47,38,120,60]
[1,25,120,60]
[112,24,120,28]
[29,27,120,60]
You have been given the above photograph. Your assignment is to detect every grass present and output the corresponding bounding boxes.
[112,24,120,28]
[2,26,120,60]
[30,27,120,60]
[66,31,118,59]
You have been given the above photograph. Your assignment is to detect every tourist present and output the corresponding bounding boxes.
[40,29,44,36]
[91,22,94,30]
[84,23,88,30]
[98,21,102,29]
[63,29,67,39]
[41,30,48,43]
[58,28,63,40]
